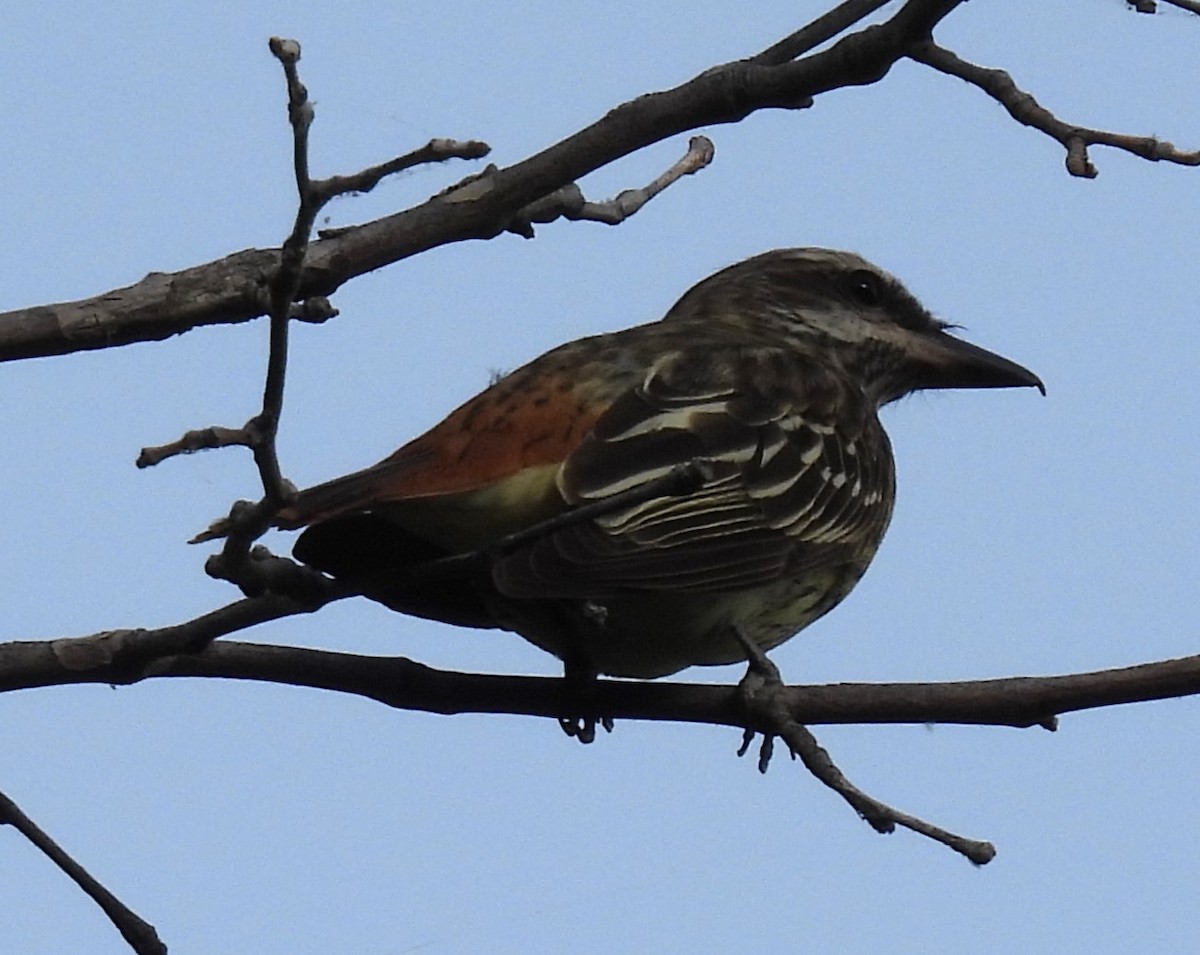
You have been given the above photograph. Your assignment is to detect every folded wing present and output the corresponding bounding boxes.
[493,346,894,597]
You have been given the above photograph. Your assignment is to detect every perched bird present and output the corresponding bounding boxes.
[270,249,1042,682]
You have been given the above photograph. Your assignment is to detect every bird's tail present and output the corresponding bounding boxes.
[189,456,424,543]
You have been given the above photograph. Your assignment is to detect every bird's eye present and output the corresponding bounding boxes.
[847,269,883,307]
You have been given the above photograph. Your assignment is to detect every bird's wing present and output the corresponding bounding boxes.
[275,346,613,537]
[492,346,895,597]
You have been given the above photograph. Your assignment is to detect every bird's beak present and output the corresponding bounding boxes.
[916,329,1045,395]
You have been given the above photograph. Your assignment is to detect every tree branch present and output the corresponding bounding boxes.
[0,789,166,955]
[7,628,1200,732]
[6,1,1193,363]
[909,39,1200,177]
[135,41,495,578]
[0,0,970,363]
[5,627,1199,863]
[733,628,995,863]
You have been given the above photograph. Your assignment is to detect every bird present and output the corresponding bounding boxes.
[242,248,1042,689]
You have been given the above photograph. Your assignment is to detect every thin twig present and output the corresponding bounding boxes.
[506,136,715,236]
[155,42,497,570]
[253,37,314,506]
[11,592,343,691]
[733,627,994,864]
[910,39,1200,177]
[318,138,491,201]
[0,789,167,955]
[137,425,250,468]
[139,46,488,504]
[775,721,996,863]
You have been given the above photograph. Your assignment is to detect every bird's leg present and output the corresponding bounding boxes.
[734,626,783,685]
[732,627,790,772]
[545,603,613,744]
[484,596,612,743]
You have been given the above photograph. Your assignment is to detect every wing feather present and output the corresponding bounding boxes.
[493,346,894,598]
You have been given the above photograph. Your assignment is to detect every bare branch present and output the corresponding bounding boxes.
[253,37,317,507]
[7,624,1200,731]
[136,425,251,468]
[780,720,994,863]
[734,631,994,863]
[508,136,715,235]
[910,39,1200,177]
[0,789,167,955]
[6,625,1199,862]
[0,0,971,364]
[318,137,491,202]
[143,43,476,546]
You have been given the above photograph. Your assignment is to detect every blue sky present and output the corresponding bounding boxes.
[3,2,1199,953]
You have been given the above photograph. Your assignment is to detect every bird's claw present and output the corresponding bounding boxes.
[557,660,612,744]
[736,727,779,773]
[558,713,614,745]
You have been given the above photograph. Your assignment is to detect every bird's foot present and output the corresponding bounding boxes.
[558,713,615,745]
[558,660,613,744]
[732,627,790,772]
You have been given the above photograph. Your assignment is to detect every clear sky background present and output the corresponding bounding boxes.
[3,2,1198,953]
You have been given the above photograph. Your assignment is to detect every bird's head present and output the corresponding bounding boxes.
[662,248,1044,405]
